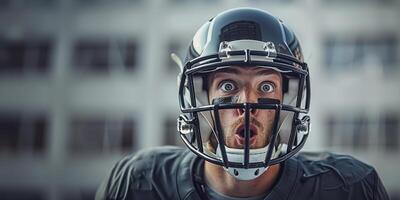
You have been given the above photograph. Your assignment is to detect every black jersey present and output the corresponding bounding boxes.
[95,146,389,200]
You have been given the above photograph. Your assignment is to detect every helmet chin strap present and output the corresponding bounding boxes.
[216,145,278,180]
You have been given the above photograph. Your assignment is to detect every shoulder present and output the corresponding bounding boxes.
[96,146,188,200]
[125,145,187,171]
[295,151,374,186]
[292,151,388,199]
[113,146,187,178]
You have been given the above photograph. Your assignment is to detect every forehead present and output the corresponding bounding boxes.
[209,66,281,80]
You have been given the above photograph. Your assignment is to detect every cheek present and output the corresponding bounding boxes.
[217,110,238,133]
[218,109,235,124]
[258,110,277,124]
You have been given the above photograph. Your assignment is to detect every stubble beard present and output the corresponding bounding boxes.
[223,117,274,149]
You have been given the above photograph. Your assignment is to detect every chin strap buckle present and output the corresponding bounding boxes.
[297,115,311,135]
[177,115,194,135]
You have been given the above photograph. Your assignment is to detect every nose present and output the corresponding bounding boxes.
[236,107,258,116]
[235,90,259,116]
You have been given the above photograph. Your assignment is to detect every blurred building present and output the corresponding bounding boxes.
[0,0,399,199]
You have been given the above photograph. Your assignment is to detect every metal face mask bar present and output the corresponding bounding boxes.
[212,97,282,169]
[177,41,311,169]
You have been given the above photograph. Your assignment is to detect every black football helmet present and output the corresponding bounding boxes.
[174,7,311,180]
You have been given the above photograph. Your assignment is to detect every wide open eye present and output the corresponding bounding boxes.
[219,80,236,92]
[259,81,275,93]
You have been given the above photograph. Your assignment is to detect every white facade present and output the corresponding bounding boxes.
[0,0,399,199]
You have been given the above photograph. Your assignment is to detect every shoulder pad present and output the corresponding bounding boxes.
[102,146,186,199]
[296,152,374,189]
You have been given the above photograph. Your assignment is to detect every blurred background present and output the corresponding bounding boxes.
[0,0,399,199]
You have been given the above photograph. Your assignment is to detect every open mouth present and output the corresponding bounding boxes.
[234,125,258,146]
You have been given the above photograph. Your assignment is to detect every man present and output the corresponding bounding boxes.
[96,8,389,200]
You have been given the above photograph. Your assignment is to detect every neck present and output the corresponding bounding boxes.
[204,161,281,198]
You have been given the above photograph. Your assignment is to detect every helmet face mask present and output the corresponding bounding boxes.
[176,8,311,180]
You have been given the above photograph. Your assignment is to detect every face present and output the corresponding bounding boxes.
[208,66,283,149]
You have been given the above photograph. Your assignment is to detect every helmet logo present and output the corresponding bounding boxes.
[263,41,276,53]
[219,41,232,52]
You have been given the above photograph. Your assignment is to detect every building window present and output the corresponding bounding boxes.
[163,117,184,146]
[120,41,137,71]
[73,40,109,72]
[68,116,136,155]
[0,115,19,153]
[324,35,397,73]
[72,38,138,74]
[0,39,52,75]
[382,113,399,151]
[326,114,370,149]
[326,112,399,152]
[324,38,357,70]
[326,115,356,148]
[0,113,47,155]
[352,116,370,149]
